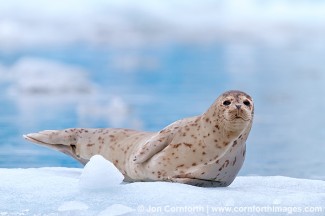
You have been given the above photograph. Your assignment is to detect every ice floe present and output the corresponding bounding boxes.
[0,155,324,215]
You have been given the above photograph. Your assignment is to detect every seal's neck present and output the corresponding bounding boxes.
[199,111,245,144]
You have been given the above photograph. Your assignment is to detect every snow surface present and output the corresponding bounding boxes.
[0,155,324,216]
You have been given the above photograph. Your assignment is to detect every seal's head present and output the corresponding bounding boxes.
[218,90,254,132]
[203,90,254,135]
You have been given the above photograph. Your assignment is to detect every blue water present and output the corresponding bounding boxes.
[1,40,325,180]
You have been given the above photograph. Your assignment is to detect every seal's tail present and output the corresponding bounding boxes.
[23,129,91,165]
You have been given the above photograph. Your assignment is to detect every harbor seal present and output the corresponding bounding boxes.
[23,90,254,187]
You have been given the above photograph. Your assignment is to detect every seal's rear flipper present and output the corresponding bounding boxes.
[23,130,89,165]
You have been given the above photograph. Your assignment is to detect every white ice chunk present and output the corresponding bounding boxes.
[79,155,124,190]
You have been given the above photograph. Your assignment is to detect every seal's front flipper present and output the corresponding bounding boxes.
[23,129,89,165]
[168,177,228,187]
[133,131,175,164]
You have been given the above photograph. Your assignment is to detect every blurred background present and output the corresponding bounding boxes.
[0,0,324,180]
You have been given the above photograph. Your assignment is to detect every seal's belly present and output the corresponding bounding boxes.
[144,141,246,185]
[186,144,246,186]
[199,146,245,185]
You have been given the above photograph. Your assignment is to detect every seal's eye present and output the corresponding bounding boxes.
[223,100,231,106]
[243,100,251,106]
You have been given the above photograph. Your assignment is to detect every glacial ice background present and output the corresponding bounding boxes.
[0,0,325,215]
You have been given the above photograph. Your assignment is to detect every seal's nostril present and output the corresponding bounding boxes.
[236,105,241,109]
